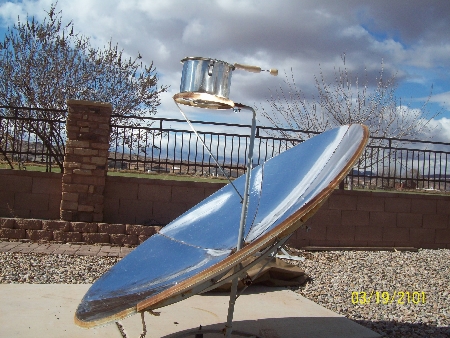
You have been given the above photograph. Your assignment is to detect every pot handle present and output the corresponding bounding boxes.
[234,63,278,76]
[208,60,215,76]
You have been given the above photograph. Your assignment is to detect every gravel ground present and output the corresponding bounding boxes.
[0,252,119,284]
[291,248,450,338]
[1,248,449,338]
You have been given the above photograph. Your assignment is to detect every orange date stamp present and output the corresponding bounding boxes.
[351,291,426,305]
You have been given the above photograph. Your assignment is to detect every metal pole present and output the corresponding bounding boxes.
[224,104,256,337]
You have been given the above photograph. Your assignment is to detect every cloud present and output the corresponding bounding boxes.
[416,117,450,143]
[0,0,447,127]
[428,91,450,111]
[182,20,204,45]
[0,2,25,25]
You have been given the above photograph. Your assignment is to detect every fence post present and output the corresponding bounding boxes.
[60,100,112,222]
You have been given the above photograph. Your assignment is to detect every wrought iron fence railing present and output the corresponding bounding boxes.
[0,106,66,172]
[352,136,450,191]
[1,106,449,191]
[108,115,315,178]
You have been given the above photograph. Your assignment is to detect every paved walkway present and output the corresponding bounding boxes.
[1,240,381,337]
[0,240,134,258]
[1,284,381,338]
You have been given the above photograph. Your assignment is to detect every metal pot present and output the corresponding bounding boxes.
[179,57,235,98]
[174,57,235,110]
[174,56,277,110]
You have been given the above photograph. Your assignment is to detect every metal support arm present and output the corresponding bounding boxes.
[225,103,256,338]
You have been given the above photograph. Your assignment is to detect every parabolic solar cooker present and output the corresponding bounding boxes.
[75,56,368,337]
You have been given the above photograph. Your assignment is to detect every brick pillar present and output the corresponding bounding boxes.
[60,100,112,222]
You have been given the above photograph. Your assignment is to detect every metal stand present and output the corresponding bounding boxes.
[175,101,244,202]
[174,99,259,337]
[224,103,256,338]
[276,246,305,262]
[172,234,292,338]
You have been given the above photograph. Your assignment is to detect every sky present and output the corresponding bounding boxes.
[0,0,449,141]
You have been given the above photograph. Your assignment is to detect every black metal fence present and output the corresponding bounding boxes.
[1,106,449,191]
[353,137,450,191]
[108,115,313,178]
[108,116,450,191]
[0,106,66,172]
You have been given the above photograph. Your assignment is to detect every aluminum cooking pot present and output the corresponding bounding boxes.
[180,57,235,99]
[174,56,278,110]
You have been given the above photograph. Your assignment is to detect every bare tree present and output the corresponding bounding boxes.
[0,3,168,172]
[259,55,442,189]
[259,54,440,142]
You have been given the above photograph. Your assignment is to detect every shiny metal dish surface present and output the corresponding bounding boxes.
[75,124,369,328]
[75,234,230,324]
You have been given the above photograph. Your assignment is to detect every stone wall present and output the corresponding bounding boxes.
[0,170,62,219]
[0,217,160,246]
[1,169,449,249]
[0,169,226,225]
[289,189,450,249]
[103,175,227,225]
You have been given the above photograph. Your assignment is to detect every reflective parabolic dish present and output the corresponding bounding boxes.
[75,124,369,328]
